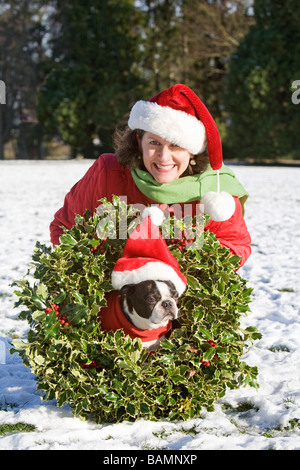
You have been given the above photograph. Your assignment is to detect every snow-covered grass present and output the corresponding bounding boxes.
[0,159,300,450]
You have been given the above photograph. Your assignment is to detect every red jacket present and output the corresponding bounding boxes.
[50,154,251,266]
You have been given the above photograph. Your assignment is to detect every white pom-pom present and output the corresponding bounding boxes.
[142,206,165,225]
[201,191,236,221]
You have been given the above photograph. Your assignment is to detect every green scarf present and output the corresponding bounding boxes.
[131,164,249,208]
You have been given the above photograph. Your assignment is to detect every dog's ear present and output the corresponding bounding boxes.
[119,284,135,297]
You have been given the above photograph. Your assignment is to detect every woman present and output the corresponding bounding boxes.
[50,84,251,267]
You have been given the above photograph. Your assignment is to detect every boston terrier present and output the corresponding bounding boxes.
[120,279,180,350]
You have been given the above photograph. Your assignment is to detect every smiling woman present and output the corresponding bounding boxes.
[50,84,251,268]
[138,132,193,183]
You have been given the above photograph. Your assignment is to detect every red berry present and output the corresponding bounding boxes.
[81,359,98,369]
[201,359,210,367]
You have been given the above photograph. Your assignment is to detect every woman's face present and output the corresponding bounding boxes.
[139,132,193,184]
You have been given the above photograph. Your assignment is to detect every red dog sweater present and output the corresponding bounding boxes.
[98,290,172,343]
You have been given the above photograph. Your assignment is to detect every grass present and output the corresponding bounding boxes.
[0,422,36,436]
[276,288,295,293]
[268,345,290,352]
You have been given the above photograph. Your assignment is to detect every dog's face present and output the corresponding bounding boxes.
[120,280,179,331]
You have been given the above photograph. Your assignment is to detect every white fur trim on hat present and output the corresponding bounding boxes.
[201,191,236,221]
[111,261,186,296]
[142,206,165,226]
[128,100,206,155]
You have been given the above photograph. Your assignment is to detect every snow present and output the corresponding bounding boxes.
[1,159,300,450]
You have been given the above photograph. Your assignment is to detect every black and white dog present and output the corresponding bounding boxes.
[120,279,180,350]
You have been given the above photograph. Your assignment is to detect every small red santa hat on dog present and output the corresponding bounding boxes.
[111,210,187,296]
[128,84,235,221]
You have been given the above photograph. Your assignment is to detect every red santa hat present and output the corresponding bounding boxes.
[128,84,235,221]
[111,209,187,296]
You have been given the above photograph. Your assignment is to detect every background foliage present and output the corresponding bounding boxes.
[1,0,299,161]
[224,0,300,159]
[11,198,261,423]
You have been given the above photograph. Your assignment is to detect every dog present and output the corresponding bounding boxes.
[119,279,180,351]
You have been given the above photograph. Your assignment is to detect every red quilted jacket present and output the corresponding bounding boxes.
[50,154,251,267]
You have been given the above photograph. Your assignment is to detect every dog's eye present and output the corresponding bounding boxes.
[146,296,156,304]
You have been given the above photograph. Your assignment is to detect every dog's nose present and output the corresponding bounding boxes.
[162,300,173,310]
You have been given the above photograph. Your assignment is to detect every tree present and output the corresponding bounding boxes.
[138,0,183,94]
[37,0,145,157]
[139,0,254,121]
[179,0,254,132]
[224,0,300,160]
[0,0,48,159]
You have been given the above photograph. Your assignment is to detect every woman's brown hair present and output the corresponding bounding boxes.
[113,126,209,176]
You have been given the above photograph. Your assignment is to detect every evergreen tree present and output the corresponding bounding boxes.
[224,0,300,160]
[37,0,144,157]
[0,0,47,159]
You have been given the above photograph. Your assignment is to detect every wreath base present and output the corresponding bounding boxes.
[11,199,261,423]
